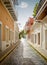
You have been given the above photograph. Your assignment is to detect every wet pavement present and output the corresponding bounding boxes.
[0,38,47,65]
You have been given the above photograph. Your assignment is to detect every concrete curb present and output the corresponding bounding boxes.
[0,43,19,63]
[28,41,47,62]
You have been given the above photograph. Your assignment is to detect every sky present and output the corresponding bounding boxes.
[16,0,40,31]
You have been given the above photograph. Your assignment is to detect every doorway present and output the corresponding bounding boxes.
[38,33,40,45]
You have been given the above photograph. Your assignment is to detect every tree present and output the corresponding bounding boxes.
[19,30,25,39]
[33,3,38,18]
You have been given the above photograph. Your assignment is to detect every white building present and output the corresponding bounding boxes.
[30,0,47,50]
[30,17,47,50]
[14,22,19,44]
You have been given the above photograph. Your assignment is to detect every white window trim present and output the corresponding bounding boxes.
[5,25,9,29]
[0,21,2,25]
[0,21,2,42]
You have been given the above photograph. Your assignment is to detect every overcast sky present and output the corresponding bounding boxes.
[16,0,40,31]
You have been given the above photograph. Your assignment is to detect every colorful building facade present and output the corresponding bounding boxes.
[24,17,34,39]
[0,0,19,51]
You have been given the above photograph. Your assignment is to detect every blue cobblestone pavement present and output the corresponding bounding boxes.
[0,38,47,65]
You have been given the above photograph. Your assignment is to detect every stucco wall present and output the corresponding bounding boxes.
[0,2,14,41]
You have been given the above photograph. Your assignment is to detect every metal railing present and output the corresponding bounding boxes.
[9,0,18,20]
[36,0,46,14]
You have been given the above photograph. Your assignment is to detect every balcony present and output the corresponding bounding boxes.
[35,0,47,20]
[1,0,18,21]
[36,0,46,14]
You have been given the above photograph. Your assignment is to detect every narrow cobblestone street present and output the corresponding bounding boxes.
[0,0,47,65]
[0,38,47,65]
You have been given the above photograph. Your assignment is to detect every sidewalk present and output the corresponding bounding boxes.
[0,41,19,63]
[27,40,47,61]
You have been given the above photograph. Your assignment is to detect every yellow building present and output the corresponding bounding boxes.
[0,0,18,51]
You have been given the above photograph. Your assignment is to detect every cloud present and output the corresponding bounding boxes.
[19,2,28,8]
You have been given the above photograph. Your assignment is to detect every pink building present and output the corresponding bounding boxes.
[24,17,34,38]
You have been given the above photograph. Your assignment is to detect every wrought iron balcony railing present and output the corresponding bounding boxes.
[36,0,46,14]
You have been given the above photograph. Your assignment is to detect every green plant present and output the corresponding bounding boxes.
[33,3,38,18]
